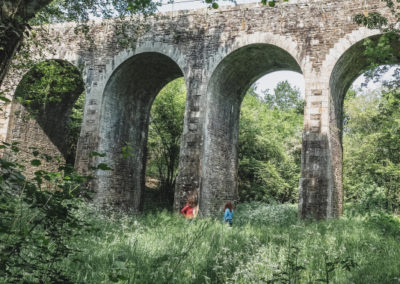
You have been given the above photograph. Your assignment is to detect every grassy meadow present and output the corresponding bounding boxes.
[60,202,400,284]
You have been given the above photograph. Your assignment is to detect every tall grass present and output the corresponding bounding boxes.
[63,203,400,283]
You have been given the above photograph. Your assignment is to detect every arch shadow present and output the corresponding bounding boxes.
[13,59,84,164]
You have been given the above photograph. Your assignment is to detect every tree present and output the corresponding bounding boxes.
[263,80,304,113]
[353,0,400,85]
[343,86,400,212]
[0,0,53,84]
[346,0,400,212]
[0,0,160,86]
[146,78,186,205]
[238,84,303,203]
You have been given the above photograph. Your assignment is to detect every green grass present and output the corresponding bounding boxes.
[63,203,400,283]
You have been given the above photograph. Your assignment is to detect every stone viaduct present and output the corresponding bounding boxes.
[0,0,398,219]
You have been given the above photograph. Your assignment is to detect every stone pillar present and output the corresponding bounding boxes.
[199,81,241,216]
[174,68,205,212]
[196,43,302,216]
[81,52,184,212]
[299,81,343,219]
[74,64,105,177]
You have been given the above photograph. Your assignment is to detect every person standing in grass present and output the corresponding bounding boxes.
[224,202,234,227]
[181,194,198,219]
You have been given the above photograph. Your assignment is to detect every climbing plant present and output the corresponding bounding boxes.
[0,142,96,283]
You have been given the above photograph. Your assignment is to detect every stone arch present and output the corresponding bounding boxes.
[96,51,185,211]
[5,59,85,172]
[299,28,389,220]
[321,32,400,219]
[0,48,83,147]
[322,27,385,80]
[97,42,188,92]
[329,32,400,137]
[206,32,302,80]
[201,43,303,215]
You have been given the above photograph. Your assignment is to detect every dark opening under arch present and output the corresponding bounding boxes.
[97,52,184,211]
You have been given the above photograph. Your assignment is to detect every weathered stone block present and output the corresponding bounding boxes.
[0,0,395,219]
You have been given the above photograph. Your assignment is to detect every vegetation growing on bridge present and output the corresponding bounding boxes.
[14,59,85,164]
[2,65,399,281]
[1,0,400,282]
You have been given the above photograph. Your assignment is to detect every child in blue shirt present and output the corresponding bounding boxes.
[224,202,234,226]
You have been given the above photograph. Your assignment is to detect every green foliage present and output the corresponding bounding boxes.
[16,60,83,113]
[58,202,400,283]
[0,143,92,283]
[354,11,388,30]
[366,211,400,239]
[343,86,400,213]
[146,78,186,205]
[29,0,160,26]
[121,142,134,159]
[238,84,303,203]
[351,1,400,214]
[15,59,85,164]
[66,93,85,162]
[354,0,399,33]
[269,237,306,283]
[263,80,304,113]
[360,33,400,84]
[234,202,298,226]
[260,0,286,7]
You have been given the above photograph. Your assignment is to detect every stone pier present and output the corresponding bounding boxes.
[0,0,397,219]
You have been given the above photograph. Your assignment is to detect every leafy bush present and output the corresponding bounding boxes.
[366,212,400,239]
[238,88,302,203]
[0,143,92,283]
[358,184,388,212]
[343,86,400,213]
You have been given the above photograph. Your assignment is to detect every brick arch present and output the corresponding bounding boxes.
[328,31,400,134]
[318,30,400,219]
[0,49,83,143]
[206,32,302,80]
[4,59,85,175]
[95,50,185,211]
[97,42,189,93]
[200,42,303,215]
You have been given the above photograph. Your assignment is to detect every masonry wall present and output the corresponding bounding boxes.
[0,0,394,218]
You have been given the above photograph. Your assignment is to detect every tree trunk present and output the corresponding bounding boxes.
[0,0,52,85]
